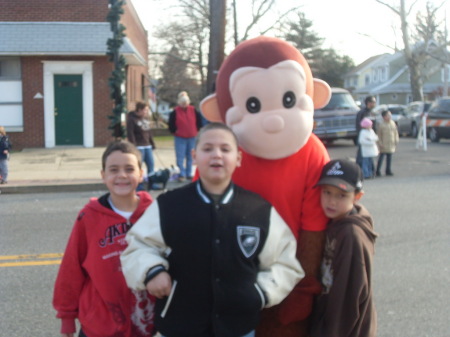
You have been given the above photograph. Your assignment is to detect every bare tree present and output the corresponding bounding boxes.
[375,0,447,101]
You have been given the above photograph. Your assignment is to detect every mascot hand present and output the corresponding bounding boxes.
[278,276,322,325]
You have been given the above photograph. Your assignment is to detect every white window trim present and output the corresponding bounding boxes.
[43,61,94,148]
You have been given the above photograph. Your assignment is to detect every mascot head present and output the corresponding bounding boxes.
[201,36,331,160]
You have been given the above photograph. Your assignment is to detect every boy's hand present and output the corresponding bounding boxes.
[146,271,172,298]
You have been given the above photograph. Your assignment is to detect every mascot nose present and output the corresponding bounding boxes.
[262,114,285,133]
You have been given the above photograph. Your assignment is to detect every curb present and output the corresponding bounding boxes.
[0,179,188,195]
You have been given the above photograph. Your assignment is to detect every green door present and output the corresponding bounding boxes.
[54,75,83,145]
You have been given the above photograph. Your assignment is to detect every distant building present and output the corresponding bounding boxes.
[0,0,149,149]
[344,49,450,106]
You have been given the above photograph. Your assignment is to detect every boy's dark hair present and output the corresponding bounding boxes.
[365,96,376,106]
[135,101,147,112]
[195,122,239,148]
[381,110,390,117]
[102,140,142,170]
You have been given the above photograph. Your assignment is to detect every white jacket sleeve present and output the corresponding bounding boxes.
[257,207,304,307]
[120,201,169,291]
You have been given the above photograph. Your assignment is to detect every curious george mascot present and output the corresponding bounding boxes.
[200,36,331,336]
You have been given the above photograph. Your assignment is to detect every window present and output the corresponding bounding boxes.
[0,57,23,131]
[0,58,21,79]
[365,74,371,86]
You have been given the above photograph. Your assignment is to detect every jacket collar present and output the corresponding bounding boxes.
[196,180,234,204]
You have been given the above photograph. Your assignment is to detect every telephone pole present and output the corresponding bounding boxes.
[206,0,227,95]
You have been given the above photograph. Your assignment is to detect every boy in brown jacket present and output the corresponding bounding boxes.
[311,159,377,337]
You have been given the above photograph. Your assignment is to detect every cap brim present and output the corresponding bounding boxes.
[316,177,356,192]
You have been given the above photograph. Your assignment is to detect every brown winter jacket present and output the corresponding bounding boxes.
[377,119,399,153]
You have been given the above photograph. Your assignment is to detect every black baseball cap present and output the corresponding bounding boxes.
[316,159,363,192]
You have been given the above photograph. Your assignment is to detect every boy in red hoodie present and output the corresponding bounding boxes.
[53,141,155,337]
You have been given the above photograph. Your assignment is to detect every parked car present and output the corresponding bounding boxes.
[397,101,431,137]
[370,104,406,131]
[313,88,359,144]
[426,97,450,142]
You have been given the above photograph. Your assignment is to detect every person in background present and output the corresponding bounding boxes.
[358,118,379,179]
[311,159,377,337]
[355,96,377,168]
[376,110,399,176]
[53,141,155,337]
[120,123,303,337]
[168,91,203,181]
[0,126,12,184]
[127,101,156,189]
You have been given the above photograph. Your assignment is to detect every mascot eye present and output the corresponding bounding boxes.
[283,91,296,108]
[246,97,261,113]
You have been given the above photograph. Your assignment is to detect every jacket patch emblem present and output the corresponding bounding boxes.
[237,226,260,258]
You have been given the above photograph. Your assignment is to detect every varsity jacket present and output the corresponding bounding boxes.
[121,181,303,337]
[168,105,203,138]
[126,111,156,148]
[310,204,378,337]
[53,191,155,337]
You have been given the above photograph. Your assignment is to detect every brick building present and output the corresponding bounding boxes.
[0,0,149,149]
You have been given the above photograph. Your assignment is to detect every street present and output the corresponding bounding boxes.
[0,138,449,336]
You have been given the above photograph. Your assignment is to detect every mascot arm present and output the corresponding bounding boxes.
[277,229,325,325]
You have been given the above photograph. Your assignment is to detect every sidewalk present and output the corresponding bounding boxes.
[0,145,181,194]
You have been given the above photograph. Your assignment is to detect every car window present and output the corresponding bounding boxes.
[389,107,404,115]
[439,99,450,113]
[320,93,358,111]
[423,103,431,112]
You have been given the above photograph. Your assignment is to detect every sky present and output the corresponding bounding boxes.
[131,0,449,65]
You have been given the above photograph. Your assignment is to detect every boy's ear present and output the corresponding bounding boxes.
[236,150,242,167]
[191,148,197,164]
[139,168,144,183]
[354,190,364,202]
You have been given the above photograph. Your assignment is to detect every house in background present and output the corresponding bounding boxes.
[344,49,450,106]
[0,0,149,149]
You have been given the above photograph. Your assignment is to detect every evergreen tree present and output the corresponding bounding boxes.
[106,0,127,138]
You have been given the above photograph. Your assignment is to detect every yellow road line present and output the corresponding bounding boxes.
[0,253,63,267]
[0,260,62,267]
[0,253,63,260]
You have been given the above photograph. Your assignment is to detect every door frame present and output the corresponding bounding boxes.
[43,61,94,148]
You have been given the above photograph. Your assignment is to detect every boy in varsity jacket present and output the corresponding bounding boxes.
[121,123,303,337]
[53,141,155,337]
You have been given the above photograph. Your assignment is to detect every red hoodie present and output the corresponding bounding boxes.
[53,191,155,337]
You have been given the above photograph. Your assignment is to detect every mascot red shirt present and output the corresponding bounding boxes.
[201,36,331,337]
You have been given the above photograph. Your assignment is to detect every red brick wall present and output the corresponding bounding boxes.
[2,0,150,148]
[122,1,149,66]
[122,1,150,111]
[0,0,109,22]
[10,56,115,150]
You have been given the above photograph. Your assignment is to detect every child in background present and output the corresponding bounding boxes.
[120,122,303,337]
[53,140,155,337]
[0,126,12,184]
[311,159,378,337]
[358,118,379,179]
[376,110,399,176]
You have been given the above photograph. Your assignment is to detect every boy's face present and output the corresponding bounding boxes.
[101,150,143,198]
[192,129,241,193]
[383,111,392,121]
[320,185,363,222]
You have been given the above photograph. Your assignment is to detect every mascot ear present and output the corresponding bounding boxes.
[200,94,224,122]
[313,79,332,109]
